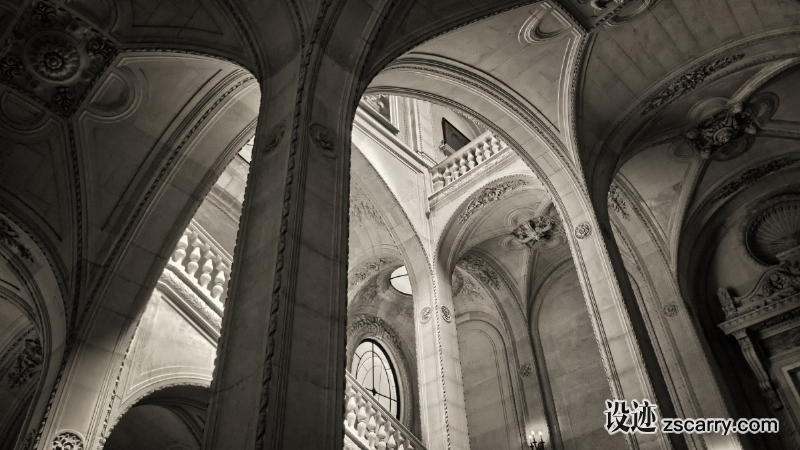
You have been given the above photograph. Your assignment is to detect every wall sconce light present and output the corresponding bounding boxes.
[527,431,545,450]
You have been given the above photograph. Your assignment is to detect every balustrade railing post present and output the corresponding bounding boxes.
[429,130,509,193]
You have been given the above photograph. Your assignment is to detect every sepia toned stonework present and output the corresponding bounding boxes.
[0,1,799,450]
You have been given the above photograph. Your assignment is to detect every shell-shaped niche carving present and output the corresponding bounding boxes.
[743,194,800,265]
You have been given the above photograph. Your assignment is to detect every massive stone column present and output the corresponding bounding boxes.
[202,1,390,449]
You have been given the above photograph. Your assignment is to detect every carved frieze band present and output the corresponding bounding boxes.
[348,256,393,288]
[712,157,800,203]
[458,179,528,223]
[641,54,744,116]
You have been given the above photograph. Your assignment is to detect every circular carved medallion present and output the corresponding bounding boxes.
[441,306,452,323]
[574,222,591,239]
[420,306,431,323]
[24,32,83,83]
[663,303,679,317]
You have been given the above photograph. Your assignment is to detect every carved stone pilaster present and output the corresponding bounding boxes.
[731,329,782,409]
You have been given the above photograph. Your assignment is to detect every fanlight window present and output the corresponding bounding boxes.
[352,339,399,417]
[389,266,412,295]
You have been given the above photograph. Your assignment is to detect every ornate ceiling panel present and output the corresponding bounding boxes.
[0,1,118,118]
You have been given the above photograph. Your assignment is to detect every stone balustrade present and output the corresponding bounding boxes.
[166,220,232,313]
[345,371,425,450]
[431,130,508,192]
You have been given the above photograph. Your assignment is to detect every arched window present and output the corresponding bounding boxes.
[351,339,399,417]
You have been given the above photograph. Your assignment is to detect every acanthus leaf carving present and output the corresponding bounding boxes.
[0,217,34,261]
[608,184,630,220]
[458,254,500,290]
[7,336,43,388]
[348,256,393,288]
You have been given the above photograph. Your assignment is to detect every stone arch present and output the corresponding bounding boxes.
[34,49,262,449]
[0,212,66,449]
[105,383,210,450]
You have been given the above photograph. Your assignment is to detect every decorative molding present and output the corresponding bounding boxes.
[420,306,432,323]
[458,179,529,223]
[309,122,336,158]
[712,157,800,203]
[608,183,630,219]
[7,336,42,388]
[348,256,393,288]
[662,303,679,317]
[641,54,745,116]
[457,254,500,290]
[0,218,34,261]
[685,102,758,160]
[574,221,591,239]
[718,260,800,322]
[52,431,83,450]
[262,122,286,154]
[441,306,452,323]
[0,0,118,117]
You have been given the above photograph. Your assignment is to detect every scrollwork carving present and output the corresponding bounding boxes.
[459,179,528,223]
[713,158,800,203]
[608,184,630,220]
[348,256,393,288]
[458,254,501,290]
[642,54,744,116]
[0,217,34,261]
[8,337,43,388]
